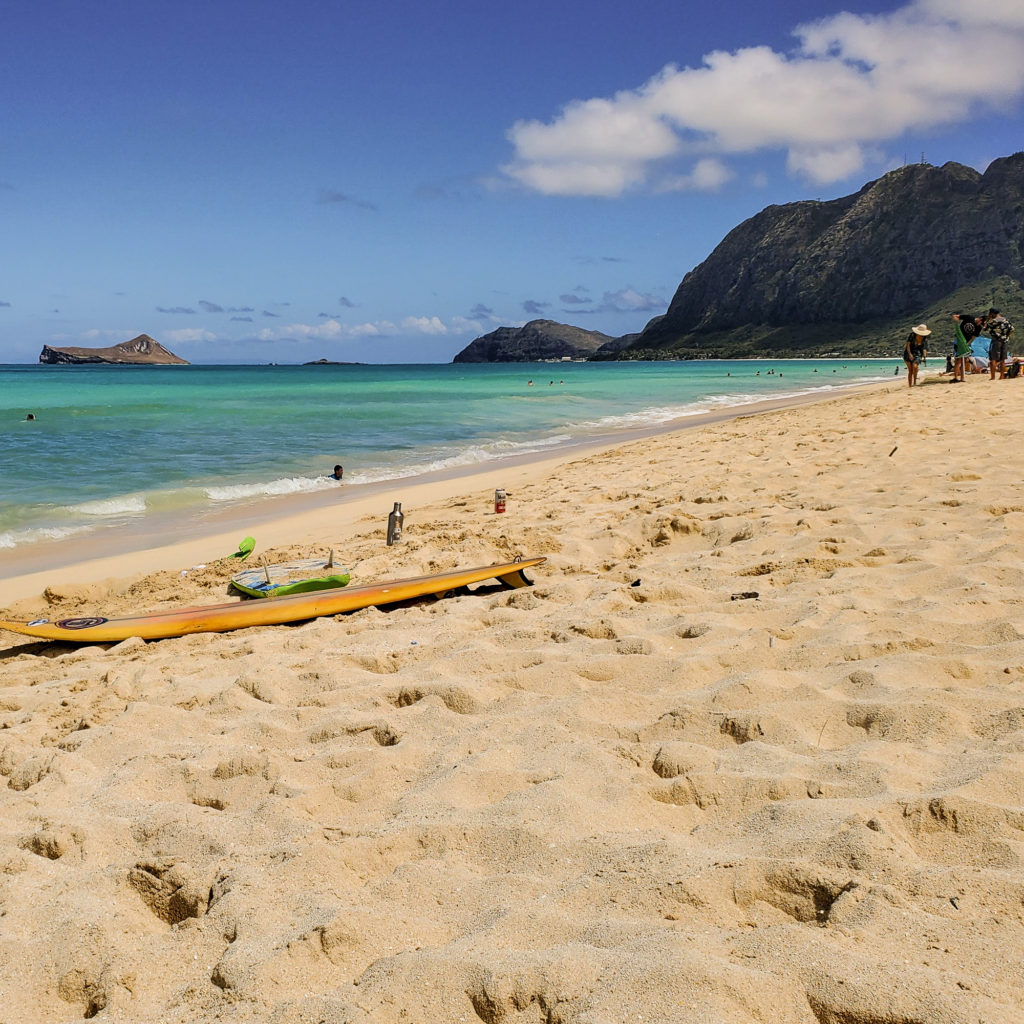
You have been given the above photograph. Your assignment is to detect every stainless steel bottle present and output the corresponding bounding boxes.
[386,502,404,545]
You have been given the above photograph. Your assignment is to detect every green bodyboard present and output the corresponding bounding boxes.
[231,557,350,599]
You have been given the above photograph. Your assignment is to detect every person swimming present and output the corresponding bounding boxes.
[331,465,343,481]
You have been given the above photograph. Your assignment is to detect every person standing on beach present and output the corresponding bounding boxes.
[987,308,1014,380]
[903,324,930,387]
[952,313,982,382]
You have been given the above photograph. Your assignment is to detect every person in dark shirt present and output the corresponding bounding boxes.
[952,313,983,382]
[903,324,930,387]
[986,308,1014,380]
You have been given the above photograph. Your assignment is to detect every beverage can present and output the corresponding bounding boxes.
[494,488,507,513]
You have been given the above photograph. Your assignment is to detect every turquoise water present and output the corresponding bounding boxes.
[0,360,893,552]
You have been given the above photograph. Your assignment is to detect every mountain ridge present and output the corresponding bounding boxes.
[453,154,1024,362]
[605,153,1024,358]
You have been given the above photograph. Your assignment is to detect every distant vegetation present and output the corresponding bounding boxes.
[605,276,1024,360]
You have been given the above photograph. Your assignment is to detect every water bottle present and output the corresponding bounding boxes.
[386,502,404,545]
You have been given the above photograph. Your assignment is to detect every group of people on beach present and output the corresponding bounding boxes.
[902,308,1017,387]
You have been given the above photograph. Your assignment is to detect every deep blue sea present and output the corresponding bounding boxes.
[0,360,895,554]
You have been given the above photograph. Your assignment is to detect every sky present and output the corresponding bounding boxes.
[2,0,1023,364]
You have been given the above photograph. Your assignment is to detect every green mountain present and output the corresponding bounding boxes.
[599,154,1024,359]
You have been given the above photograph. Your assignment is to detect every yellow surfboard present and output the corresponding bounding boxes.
[0,556,545,643]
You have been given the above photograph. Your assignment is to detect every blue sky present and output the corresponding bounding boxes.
[2,0,1022,364]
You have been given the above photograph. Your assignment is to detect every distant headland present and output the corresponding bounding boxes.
[39,334,188,365]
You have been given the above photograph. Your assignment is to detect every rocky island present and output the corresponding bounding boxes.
[302,358,365,366]
[453,319,618,363]
[39,334,188,365]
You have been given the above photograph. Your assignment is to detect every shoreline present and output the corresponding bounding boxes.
[1,360,896,556]
[1,377,898,603]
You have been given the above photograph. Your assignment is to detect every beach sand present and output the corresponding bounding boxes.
[1,374,1021,1023]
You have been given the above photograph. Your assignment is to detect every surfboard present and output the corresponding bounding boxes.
[0,557,544,643]
[231,555,351,598]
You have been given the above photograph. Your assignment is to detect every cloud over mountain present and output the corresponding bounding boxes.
[562,287,667,315]
[503,0,1024,195]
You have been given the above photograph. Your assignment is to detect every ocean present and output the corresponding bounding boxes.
[0,359,894,559]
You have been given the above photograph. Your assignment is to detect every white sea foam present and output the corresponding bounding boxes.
[348,434,572,483]
[203,436,575,495]
[568,380,885,433]
[0,525,92,549]
[205,476,339,502]
[71,496,148,516]
[570,397,756,432]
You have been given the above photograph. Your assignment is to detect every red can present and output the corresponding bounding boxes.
[494,488,507,513]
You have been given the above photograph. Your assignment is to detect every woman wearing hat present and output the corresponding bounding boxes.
[903,324,931,387]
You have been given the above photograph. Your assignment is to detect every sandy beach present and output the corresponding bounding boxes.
[1,373,1022,1023]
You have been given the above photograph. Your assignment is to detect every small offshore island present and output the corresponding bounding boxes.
[303,358,366,366]
[39,334,188,365]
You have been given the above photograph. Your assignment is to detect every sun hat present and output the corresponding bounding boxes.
[912,324,931,336]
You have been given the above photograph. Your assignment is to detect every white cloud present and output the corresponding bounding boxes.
[600,288,666,313]
[401,316,448,335]
[262,320,343,340]
[502,0,1024,195]
[256,315,480,344]
[563,287,667,314]
[257,320,393,342]
[786,144,869,185]
[449,315,486,334]
[164,327,218,343]
[504,93,680,197]
[658,157,734,192]
[65,327,218,345]
[348,321,396,338]
[81,329,135,342]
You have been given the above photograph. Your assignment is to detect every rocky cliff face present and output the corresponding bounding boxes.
[615,154,1024,357]
[39,335,189,365]
[453,320,615,363]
